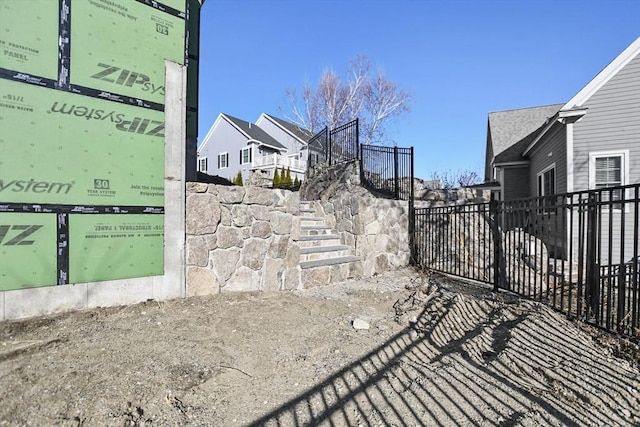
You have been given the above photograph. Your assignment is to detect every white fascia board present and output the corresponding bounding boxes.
[522,37,639,157]
[221,113,252,140]
[558,108,589,123]
[522,114,559,157]
[494,161,529,167]
[197,113,225,155]
[522,108,588,157]
[564,37,640,110]
[253,139,286,153]
[257,113,308,145]
[256,113,268,122]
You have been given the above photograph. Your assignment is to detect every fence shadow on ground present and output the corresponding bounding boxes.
[247,282,639,426]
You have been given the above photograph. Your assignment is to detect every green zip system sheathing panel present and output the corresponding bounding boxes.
[0,0,192,291]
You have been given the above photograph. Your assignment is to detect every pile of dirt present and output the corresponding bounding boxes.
[1,268,638,426]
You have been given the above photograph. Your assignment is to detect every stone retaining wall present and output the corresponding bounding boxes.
[301,161,411,276]
[311,192,410,277]
[185,183,302,296]
[186,176,412,295]
[415,188,491,207]
[186,162,489,295]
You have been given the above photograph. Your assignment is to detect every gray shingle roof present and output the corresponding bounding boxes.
[263,114,314,142]
[223,113,287,150]
[488,104,563,162]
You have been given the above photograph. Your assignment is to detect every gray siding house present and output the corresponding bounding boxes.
[255,113,313,167]
[197,113,307,183]
[197,113,309,184]
[484,37,640,262]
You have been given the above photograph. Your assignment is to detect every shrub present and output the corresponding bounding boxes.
[232,171,243,186]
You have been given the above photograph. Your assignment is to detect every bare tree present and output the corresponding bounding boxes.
[283,55,410,145]
[430,169,481,189]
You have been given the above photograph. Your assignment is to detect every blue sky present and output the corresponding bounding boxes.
[196,0,640,180]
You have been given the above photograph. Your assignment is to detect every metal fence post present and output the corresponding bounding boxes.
[328,128,333,166]
[355,118,359,159]
[393,146,399,200]
[408,147,415,264]
[359,144,364,186]
[490,199,502,292]
[585,192,599,319]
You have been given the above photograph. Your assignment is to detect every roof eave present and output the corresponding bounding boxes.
[221,113,252,140]
[563,36,640,110]
[522,107,588,156]
[522,37,639,157]
[260,113,310,144]
[493,160,530,167]
[253,139,285,152]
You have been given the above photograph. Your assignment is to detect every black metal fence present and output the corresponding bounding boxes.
[412,183,640,336]
[360,145,414,201]
[306,118,414,203]
[329,119,359,164]
[307,126,328,169]
[307,119,359,169]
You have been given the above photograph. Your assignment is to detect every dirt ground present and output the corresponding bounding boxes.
[1,268,639,426]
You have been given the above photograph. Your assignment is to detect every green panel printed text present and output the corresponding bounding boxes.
[0,213,57,290]
[70,0,185,104]
[69,215,164,283]
[0,80,164,206]
[0,0,59,79]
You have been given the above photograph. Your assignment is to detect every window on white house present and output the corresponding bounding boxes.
[197,157,208,173]
[537,164,556,210]
[240,147,252,164]
[590,151,627,207]
[537,165,555,197]
[218,152,229,169]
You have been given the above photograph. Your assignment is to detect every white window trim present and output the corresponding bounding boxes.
[218,152,229,169]
[197,157,208,173]
[537,163,556,196]
[240,147,252,165]
[588,150,628,189]
[588,149,629,212]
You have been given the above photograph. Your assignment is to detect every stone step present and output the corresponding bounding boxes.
[300,256,362,270]
[300,217,324,225]
[300,225,333,235]
[299,209,317,218]
[296,234,341,248]
[299,245,354,262]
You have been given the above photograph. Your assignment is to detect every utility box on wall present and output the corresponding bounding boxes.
[0,0,201,294]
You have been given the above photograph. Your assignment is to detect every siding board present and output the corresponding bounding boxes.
[528,124,567,196]
[572,52,640,264]
[574,54,640,190]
